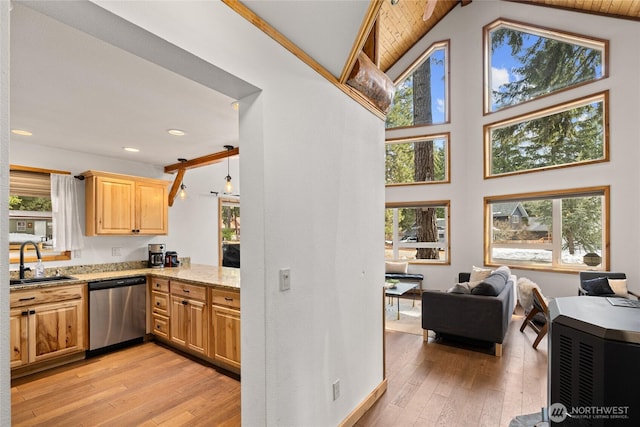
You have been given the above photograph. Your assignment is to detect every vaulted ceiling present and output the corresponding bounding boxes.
[9,1,640,168]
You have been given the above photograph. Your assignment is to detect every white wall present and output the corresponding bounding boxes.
[1,2,386,427]
[90,3,386,425]
[385,1,640,298]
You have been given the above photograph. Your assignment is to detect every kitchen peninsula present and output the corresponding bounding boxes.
[9,263,241,378]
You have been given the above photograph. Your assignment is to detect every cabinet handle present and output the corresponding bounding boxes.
[225,297,234,302]
[156,302,161,306]
[29,310,35,315]
[19,297,36,302]
[182,300,188,305]
[182,289,190,293]
[21,311,28,317]
[155,283,160,288]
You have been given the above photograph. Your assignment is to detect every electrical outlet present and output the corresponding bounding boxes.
[332,380,340,401]
[279,268,291,291]
[112,247,122,256]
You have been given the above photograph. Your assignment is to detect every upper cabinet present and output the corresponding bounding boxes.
[83,170,169,236]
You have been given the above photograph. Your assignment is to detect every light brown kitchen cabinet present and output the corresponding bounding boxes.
[10,284,85,371]
[210,288,241,372]
[170,281,208,355]
[150,278,170,339]
[83,170,169,236]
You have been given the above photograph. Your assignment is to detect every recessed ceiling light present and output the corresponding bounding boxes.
[11,129,33,136]
[167,129,186,136]
[123,147,140,152]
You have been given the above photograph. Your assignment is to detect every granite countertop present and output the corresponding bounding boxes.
[10,264,240,291]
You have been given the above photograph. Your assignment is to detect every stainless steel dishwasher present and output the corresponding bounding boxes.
[88,276,146,355]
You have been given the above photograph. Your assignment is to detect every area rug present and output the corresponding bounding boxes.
[384,295,422,335]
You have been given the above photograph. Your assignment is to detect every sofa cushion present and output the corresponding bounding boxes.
[470,266,492,282]
[385,261,408,274]
[607,278,628,297]
[471,270,508,296]
[582,276,614,296]
[448,283,471,294]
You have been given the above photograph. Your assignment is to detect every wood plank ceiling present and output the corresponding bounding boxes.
[376,0,640,73]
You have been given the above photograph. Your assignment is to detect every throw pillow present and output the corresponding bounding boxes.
[494,265,512,277]
[447,283,471,294]
[471,271,507,296]
[517,277,541,313]
[385,261,408,274]
[469,265,492,282]
[607,278,628,297]
[581,276,614,296]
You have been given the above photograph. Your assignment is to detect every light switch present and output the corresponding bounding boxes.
[279,268,291,291]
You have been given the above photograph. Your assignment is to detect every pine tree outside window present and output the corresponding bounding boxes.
[484,19,607,113]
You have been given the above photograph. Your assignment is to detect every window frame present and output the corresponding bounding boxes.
[386,40,450,130]
[484,186,610,273]
[385,200,451,265]
[483,18,608,115]
[385,133,451,186]
[9,164,72,264]
[483,91,609,179]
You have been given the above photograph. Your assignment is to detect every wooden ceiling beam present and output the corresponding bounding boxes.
[163,146,239,174]
[165,147,239,207]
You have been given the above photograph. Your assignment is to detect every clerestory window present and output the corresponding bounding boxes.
[386,40,449,129]
[484,19,607,113]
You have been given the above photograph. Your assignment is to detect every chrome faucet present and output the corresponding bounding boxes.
[19,241,42,279]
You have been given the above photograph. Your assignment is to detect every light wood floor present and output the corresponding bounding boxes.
[11,313,546,427]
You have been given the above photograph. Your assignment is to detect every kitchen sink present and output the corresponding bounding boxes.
[10,275,77,286]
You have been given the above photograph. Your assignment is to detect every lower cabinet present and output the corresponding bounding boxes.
[148,276,240,373]
[169,281,208,356]
[10,284,86,371]
[210,288,241,372]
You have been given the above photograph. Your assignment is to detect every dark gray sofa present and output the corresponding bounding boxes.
[421,272,515,356]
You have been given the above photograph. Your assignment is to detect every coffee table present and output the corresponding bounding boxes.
[385,282,418,320]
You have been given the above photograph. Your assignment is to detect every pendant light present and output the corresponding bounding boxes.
[178,158,188,200]
[224,145,234,194]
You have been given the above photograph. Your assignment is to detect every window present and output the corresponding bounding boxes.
[386,134,450,185]
[9,165,71,264]
[218,197,240,268]
[385,201,450,264]
[485,91,608,178]
[484,19,606,113]
[485,187,609,272]
[386,41,449,129]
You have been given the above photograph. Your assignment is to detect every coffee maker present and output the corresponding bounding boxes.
[148,243,165,268]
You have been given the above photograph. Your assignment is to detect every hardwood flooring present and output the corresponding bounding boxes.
[11,312,546,427]
[358,311,548,427]
[11,343,241,427]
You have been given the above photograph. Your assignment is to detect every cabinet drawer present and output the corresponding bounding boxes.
[152,314,169,338]
[211,289,240,309]
[150,277,170,293]
[171,281,206,301]
[151,291,169,315]
[10,284,84,308]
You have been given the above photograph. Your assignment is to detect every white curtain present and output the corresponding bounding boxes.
[51,174,84,251]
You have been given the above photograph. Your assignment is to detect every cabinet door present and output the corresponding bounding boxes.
[211,305,241,370]
[186,300,208,355]
[10,308,28,368]
[94,176,136,234]
[170,296,188,347]
[136,181,168,235]
[30,299,84,364]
